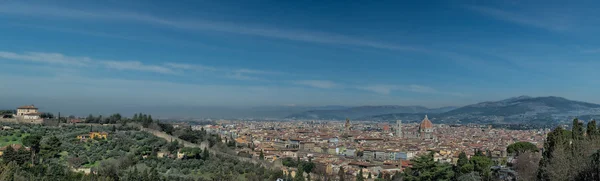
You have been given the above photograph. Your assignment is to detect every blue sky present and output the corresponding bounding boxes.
[1,0,600,114]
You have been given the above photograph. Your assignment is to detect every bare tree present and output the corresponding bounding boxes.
[513,151,540,181]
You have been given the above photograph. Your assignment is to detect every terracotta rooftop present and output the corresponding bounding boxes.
[420,115,433,129]
[17,105,38,109]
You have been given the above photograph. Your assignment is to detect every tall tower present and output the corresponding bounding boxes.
[396,120,402,138]
[344,118,351,132]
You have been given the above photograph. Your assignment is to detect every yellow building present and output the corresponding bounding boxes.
[77,132,108,141]
[90,132,108,139]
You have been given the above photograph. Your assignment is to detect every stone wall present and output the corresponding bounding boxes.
[0,117,43,124]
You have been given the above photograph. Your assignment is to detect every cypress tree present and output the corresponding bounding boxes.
[356,169,364,181]
[338,166,345,181]
[538,126,569,180]
[587,120,597,138]
[202,147,209,160]
[573,118,584,140]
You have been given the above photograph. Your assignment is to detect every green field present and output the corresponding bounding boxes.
[0,131,30,147]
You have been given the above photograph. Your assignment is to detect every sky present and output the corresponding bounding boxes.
[1,0,600,116]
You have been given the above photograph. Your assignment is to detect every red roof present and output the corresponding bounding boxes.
[420,115,433,129]
[18,105,38,109]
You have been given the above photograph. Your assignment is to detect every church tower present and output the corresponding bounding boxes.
[344,118,351,132]
[396,120,402,138]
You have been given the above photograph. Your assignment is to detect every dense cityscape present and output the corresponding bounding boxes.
[3,0,600,180]
[3,104,600,180]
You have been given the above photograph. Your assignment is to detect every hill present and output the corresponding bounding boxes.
[286,105,457,120]
[366,96,600,124]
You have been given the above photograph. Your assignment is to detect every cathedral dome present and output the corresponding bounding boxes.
[419,115,433,129]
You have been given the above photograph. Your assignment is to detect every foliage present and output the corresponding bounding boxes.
[403,152,454,181]
[507,141,538,156]
[356,169,364,181]
[469,155,492,179]
[40,113,54,119]
[537,118,600,180]
[457,172,481,181]
[259,150,264,160]
[0,123,284,181]
[40,136,62,159]
[338,166,345,181]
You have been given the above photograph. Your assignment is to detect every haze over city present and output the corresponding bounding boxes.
[2,0,600,117]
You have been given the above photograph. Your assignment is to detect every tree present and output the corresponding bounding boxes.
[40,112,54,119]
[2,145,16,163]
[338,166,345,181]
[537,119,600,181]
[507,142,539,156]
[86,114,94,123]
[260,150,265,160]
[97,159,119,180]
[356,169,364,181]
[0,161,18,181]
[470,155,492,179]
[403,152,454,181]
[302,160,315,176]
[368,172,372,179]
[537,126,571,180]
[587,120,597,138]
[513,151,540,181]
[457,152,469,167]
[23,135,42,165]
[457,172,481,181]
[68,157,85,168]
[572,118,584,140]
[474,149,484,157]
[202,147,209,160]
[295,167,305,181]
[40,136,62,159]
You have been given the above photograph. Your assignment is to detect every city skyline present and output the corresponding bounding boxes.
[2,0,600,111]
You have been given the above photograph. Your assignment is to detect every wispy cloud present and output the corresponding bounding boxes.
[226,72,263,81]
[0,51,91,66]
[0,4,422,52]
[164,62,217,71]
[0,51,174,74]
[0,50,287,81]
[359,84,465,96]
[294,80,338,89]
[101,61,174,74]
[466,5,571,32]
[164,62,278,81]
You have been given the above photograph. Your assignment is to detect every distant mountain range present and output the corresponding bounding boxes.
[287,96,600,124]
[285,105,457,120]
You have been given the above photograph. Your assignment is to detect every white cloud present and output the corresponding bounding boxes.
[359,84,465,96]
[0,51,91,66]
[164,62,217,71]
[0,50,284,80]
[226,72,263,81]
[0,4,421,52]
[294,80,338,89]
[0,51,173,74]
[466,5,571,32]
[101,61,175,74]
